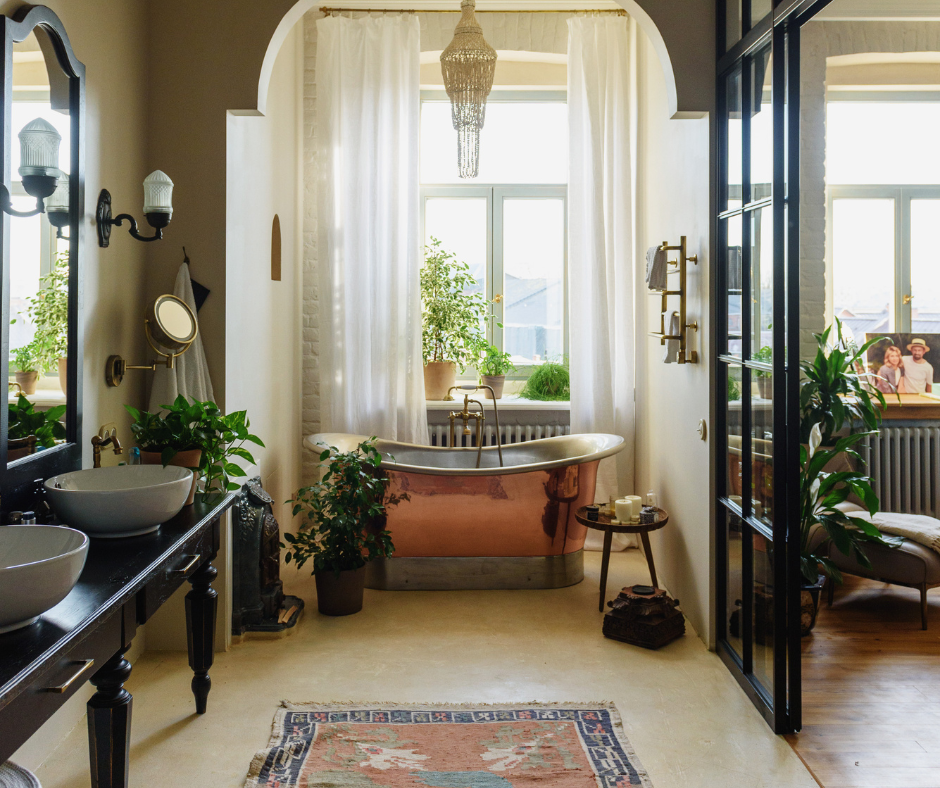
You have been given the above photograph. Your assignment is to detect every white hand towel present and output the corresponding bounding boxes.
[645,245,668,291]
[148,263,216,411]
[664,311,681,363]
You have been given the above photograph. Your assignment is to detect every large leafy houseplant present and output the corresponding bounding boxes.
[28,251,69,372]
[421,238,487,371]
[8,395,65,448]
[126,396,264,500]
[284,438,408,577]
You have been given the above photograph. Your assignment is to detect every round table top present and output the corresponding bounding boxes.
[575,505,668,534]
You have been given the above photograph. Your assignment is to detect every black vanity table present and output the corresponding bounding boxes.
[0,494,234,788]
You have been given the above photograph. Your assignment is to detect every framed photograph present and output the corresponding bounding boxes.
[865,333,940,395]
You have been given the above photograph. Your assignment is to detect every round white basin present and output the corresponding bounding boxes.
[0,525,88,634]
[45,465,193,538]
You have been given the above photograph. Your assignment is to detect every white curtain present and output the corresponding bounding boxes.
[567,16,637,507]
[316,15,428,443]
[148,263,215,412]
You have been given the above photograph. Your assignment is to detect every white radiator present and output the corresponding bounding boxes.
[428,423,571,448]
[862,426,940,516]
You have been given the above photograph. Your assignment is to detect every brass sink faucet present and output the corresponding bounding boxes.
[91,425,123,468]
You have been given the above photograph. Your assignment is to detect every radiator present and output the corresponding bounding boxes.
[862,426,940,516]
[428,423,571,448]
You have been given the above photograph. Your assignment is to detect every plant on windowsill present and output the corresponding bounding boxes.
[421,238,487,400]
[125,396,263,505]
[519,358,570,402]
[478,344,515,400]
[283,437,409,616]
[753,345,773,399]
[26,252,69,395]
[8,394,66,460]
[11,339,44,396]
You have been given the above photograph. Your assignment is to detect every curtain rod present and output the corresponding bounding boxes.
[319,7,627,13]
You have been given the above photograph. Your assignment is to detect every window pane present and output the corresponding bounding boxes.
[828,103,940,185]
[724,507,745,662]
[751,0,772,26]
[501,198,564,364]
[725,0,742,51]
[421,101,567,185]
[9,197,44,352]
[751,368,773,528]
[424,197,488,300]
[911,200,940,332]
[751,206,773,355]
[750,46,772,203]
[831,198,894,338]
[751,527,775,698]
[724,214,744,357]
[725,364,745,502]
[723,68,743,212]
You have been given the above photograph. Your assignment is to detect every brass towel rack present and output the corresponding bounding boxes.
[648,235,698,365]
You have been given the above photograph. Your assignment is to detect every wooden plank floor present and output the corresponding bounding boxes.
[786,575,940,788]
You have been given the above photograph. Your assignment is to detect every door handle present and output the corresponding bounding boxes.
[903,294,913,305]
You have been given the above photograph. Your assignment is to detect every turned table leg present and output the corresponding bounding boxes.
[87,646,133,788]
[599,527,613,612]
[640,530,658,589]
[186,555,218,714]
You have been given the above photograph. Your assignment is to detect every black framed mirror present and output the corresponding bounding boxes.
[0,6,84,514]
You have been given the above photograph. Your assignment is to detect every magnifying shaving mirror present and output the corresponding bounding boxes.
[106,294,197,387]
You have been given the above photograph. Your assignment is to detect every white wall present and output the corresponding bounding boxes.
[634,31,713,645]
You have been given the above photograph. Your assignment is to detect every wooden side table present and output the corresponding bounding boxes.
[575,505,669,612]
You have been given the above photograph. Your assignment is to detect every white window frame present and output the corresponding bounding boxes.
[827,184,940,333]
[419,91,568,378]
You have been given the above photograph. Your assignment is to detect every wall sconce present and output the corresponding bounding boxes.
[106,294,197,387]
[96,170,173,247]
[46,173,70,239]
[0,118,62,218]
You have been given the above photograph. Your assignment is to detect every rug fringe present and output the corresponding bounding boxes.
[280,699,619,711]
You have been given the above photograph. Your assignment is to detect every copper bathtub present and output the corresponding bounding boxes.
[303,433,624,590]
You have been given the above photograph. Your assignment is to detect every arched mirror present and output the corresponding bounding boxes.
[1,7,84,506]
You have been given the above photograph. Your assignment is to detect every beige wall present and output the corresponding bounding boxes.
[634,31,713,645]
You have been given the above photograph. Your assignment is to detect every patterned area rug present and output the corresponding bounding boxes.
[245,702,652,787]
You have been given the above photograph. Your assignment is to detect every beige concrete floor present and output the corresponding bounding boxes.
[35,550,816,788]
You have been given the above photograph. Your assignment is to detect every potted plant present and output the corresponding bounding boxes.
[126,396,264,505]
[421,238,487,400]
[753,345,773,399]
[11,340,43,395]
[519,359,570,401]
[478,344,515,399]
[283,437,408,616]
[8,394,66,460]
[28,252,69,395]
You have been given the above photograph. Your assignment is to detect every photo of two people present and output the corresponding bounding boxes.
[865,334,940,395]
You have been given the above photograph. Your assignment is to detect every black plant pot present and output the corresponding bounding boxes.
[315,566,366,616]
[800,574,826,637]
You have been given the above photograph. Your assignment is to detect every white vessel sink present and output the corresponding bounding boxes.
[0,525,88,634]
[45,465,193,538]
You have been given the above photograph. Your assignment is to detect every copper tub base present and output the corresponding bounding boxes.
[365,550,584,591]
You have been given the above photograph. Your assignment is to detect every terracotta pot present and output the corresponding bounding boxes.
[315,565,366,616]
[800,574,826,637]
[424,361,457,401]
[140,448,202,506]
[8,436,37,462]
[58,357,68,396]
[481,375,505,399]
[756,376,773,400]
[15,371,38,396]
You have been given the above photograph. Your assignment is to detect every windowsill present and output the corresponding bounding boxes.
[426,394,569,411]
[8,389,66,410]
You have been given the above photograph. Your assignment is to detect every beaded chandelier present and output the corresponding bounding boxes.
[440,0,497,178]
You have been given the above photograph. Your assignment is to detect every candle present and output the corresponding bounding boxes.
[626,495,643,522]
[615,499,632,522]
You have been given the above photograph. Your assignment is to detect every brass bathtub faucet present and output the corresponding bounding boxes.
[446,385,504,469]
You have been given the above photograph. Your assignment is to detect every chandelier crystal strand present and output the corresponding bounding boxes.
[440,0,497,178]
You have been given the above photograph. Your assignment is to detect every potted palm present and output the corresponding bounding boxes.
[421,238,487,400]
[284,437,408,616]
[126,396,263,504]
[479,344,515,399]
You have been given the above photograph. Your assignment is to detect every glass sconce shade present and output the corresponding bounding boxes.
[46,173,69,212]
[17,117,61,179]
[143,170,173,217]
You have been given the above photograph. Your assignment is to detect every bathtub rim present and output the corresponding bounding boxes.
[303,432,624,477]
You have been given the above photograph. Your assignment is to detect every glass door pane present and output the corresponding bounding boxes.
[831,198,895,337]
[498,197,565,365]
[911,200,940,331]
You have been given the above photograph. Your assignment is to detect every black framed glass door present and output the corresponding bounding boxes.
[715,0,832,735]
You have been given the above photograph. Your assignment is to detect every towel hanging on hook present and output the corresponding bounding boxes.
[182,246,210,312]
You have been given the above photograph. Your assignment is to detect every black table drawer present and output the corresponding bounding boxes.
[136,518,219,623]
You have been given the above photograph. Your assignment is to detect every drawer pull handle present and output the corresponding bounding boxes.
[169,553,202,577]
[43,659,95,693]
